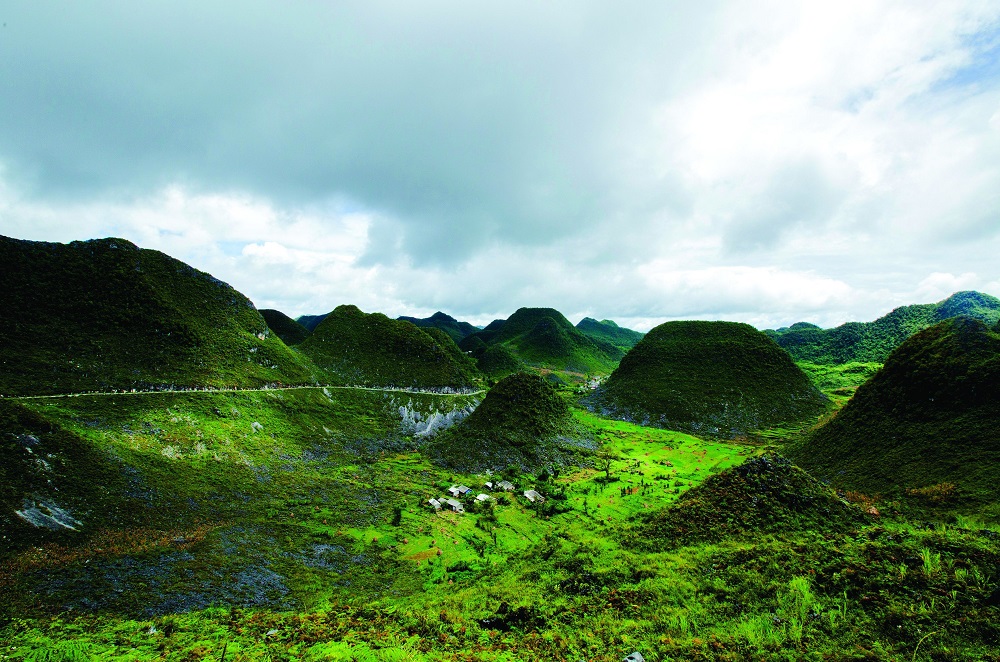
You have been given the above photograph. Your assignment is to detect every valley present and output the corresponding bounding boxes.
[2,236,1000,660]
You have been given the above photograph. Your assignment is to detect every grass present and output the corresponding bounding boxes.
[2,387,999,660]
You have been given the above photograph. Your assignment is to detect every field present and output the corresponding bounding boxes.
[2,387,999,660]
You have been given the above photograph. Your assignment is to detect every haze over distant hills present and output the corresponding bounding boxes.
[397,311,479,344]
[767,291,1000,364]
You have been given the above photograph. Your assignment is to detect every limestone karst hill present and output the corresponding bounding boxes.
[424,372,581,471]
[0,235,318,395]
[260,308,311,346]
[790,317,1000,512]
[589,321,828,437]
[297,304,480,388]
[397,311,479,344]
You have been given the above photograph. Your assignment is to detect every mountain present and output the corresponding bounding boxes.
[296,314,328,332]
[459,307,623,374]
[260,309,310,346]
[424,372,577,471]
[589,321,828,437]
[297,305,480,388]
[0,236,318,396]
[627,453,867,549]
[575,318,644,353]
[397,311,478,344]
[767,291,1000,364]
[789,317,1000,510]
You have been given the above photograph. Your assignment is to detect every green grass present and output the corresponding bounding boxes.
[3,386,1000,660]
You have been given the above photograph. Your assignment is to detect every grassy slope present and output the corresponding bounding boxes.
[592,321,828,437]
[575,318,645,353]
[2,389,999,660]
[789,317,1000,515]
[0,236,319,395]
[397,312,479,344]
[767,290,1000,364]
[260,309,311,346]
[297,305,480,388]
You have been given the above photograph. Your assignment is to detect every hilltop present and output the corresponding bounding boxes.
[628,453,867,548]
[459,307,622,375]
[424,372,580,471]
[575,318,644,353]
[297,305,480,388]
[295,313,328,331]
[397,311,479,344]
[767,290,1000,364]
[0,236,318,396]
[789,317,1000,513]
[260,309,310,346]
[589,321,827,437]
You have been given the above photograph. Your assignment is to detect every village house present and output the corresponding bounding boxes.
[427,498,441,511]
[475,493,492,502]
[523,489,545,503]
[443,498,465,513]
[496,480,515,491]
[448,485,472,498]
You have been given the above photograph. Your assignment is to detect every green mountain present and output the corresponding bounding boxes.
[425,372,578,471]
[296,313,328,331]
[260,309,310,346]
[628,453,866,549]
[589,321,828,436]
[459,307,623,374]
[575,318,644,353]
[297,305,480,388]
[397,311,478,344]
[767,291,1000,364]
[789,317,1000,512]
[0,236,318,396]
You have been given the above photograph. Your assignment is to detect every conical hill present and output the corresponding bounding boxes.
[425,372,577,471]
[790,317,1000,508]
[297,305,480,388]
[590,321,827,436]
[627,453,867,549]
[0,236,318,395]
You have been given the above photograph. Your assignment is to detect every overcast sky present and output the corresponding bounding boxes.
[2,2,999,331]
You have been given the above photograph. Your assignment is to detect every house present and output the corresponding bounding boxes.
[623,653,644,662]
[443,498,465,513]
[427,498,441,511]
[523,489,545,503]
[497,480,515,491]
[484,481,494,490]
[475,493,492,502]
[448,485,472,498]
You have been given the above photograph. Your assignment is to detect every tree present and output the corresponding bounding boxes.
[595,447,618,482]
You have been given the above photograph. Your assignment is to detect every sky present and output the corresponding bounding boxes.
[1,1,999,331]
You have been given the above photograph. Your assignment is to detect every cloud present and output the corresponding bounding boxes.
[2,2,1000,330]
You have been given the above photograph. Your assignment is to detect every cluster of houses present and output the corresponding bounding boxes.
[427,480,544,514]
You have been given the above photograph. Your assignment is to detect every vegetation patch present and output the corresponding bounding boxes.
[589,321,828,437]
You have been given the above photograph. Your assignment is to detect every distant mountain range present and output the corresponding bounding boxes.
[767,291,1000,364]
[397,311,479,344]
